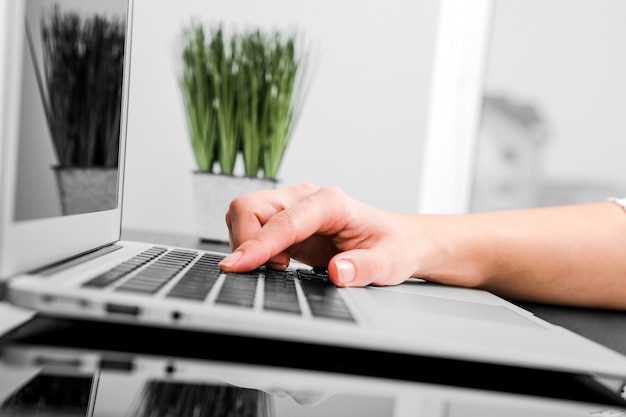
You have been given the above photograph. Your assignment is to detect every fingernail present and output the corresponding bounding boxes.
[335,260,355,284]
[266,262,288,271]
[220,250,243,268]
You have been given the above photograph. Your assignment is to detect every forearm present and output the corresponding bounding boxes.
[412,202,626,309]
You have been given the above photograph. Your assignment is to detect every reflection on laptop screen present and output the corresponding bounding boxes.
[14,0,127,221]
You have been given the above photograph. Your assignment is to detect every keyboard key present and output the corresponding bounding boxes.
[215,271,260,308]
[83,247,167,288]
[116,250,198,294]
[263,269,300,314]
[300,276,355,322]
[167,253,223,301]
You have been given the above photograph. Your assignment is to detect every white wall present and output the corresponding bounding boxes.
[484,0,626,188]
[122,0,626,235]
[122,0,439,235]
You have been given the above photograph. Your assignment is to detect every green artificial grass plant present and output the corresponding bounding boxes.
[180,24,310,179]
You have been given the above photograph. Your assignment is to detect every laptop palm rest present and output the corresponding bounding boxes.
[364,285,544,329]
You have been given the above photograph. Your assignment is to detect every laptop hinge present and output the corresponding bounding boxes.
[32,243,123,277]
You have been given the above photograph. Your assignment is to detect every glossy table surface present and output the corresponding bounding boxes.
[1,314,625,417]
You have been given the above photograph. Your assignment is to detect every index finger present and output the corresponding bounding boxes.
[220,187,349,272]
[226,184,320,250]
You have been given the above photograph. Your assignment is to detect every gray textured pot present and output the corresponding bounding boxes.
[192,172,277,243]
[54,166,118,215]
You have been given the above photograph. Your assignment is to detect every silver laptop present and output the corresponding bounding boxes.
[2,0,626,383]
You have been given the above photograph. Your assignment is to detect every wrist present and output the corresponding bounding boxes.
[406,213,491,288]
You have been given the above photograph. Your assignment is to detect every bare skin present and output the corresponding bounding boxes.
[219,183,626,310]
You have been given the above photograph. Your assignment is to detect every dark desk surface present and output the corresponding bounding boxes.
[517,301,626,357]
[121,229,626,357]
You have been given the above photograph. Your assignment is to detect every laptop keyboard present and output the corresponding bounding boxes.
[83,247,355,323]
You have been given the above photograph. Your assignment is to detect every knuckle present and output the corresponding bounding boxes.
[317,186,346,200]
[291,183,318,194]
[228,191,260,213]
[272,208,301,231]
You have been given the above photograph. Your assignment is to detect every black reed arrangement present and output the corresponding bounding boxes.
[26,5,126,168]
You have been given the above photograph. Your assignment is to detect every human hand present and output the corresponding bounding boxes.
[219,184,421,287]
[218,184,626,309]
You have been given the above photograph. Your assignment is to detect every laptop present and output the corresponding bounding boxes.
[1,316,626,415]
[2,0,626,385]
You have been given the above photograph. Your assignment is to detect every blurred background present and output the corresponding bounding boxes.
[472,0,626,212]
[123,0,435,235]
[121,0,626,235]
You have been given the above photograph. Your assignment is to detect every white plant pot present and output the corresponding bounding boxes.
[192,172,278,243]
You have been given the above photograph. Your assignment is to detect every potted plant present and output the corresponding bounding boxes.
[26,5,126,215]
[179,23,310,242]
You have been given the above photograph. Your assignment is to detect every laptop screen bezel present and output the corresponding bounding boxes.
[0,0,134,279]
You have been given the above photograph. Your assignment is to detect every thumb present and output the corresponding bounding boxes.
[327,250,382,287]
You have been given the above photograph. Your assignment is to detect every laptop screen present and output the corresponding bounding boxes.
[0,0,133,279]
[14,0,127,221]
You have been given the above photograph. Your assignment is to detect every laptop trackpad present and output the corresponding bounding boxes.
[364,287,543,329]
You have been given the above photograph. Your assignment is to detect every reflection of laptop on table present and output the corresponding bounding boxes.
[2,0,626,389]
[1,316,626,415]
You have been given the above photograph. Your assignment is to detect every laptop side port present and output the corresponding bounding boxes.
[34,355,82,368]
[105,303,140,316]
[42,295,88,308]
[99,357,134,371]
